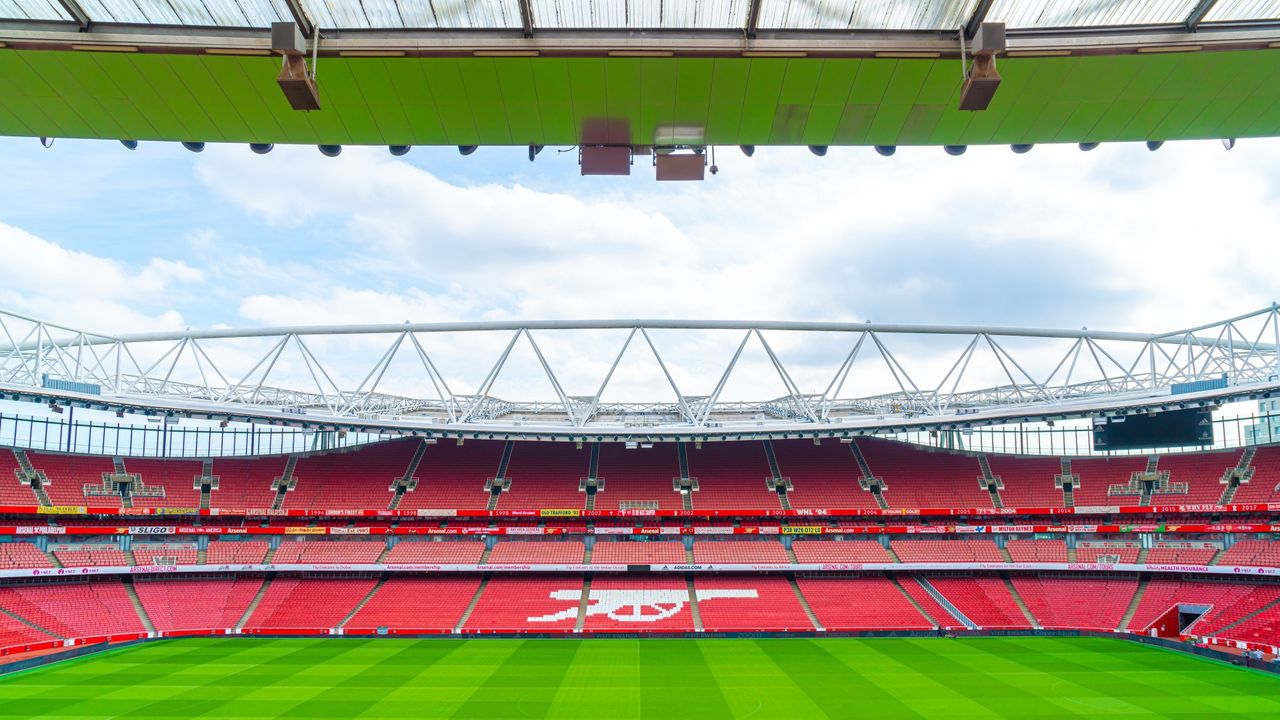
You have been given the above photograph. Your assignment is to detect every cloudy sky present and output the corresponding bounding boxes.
[0,136,1276,406]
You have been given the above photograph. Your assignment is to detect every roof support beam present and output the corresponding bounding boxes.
[1184,0,1222,30]
[746,0,763,38]
[518,0,533,37]
[54,0,90,29]
[964,0,996,39]
[282,0,315,38]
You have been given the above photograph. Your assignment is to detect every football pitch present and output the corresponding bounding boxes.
[0,636,1276,719]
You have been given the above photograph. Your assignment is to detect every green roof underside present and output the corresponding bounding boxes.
[2,49,1280,145]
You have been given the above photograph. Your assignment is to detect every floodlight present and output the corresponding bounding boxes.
[874,145,896,156]
[39,137,54,148]
[943,145,967,156]
[120,140,138,150]
[808,145,828,157]
[1011,144,1033,153]
[181,142,205,153]
[458,145,478,156]
[1145,140,1164,151]
[389,145,411,156]
[1079,142,1100,151]
[740,145,755,157]
[528,144,543,162]
[318,144,342,157]
[250,143,274,154]
[1222,138,1235,151]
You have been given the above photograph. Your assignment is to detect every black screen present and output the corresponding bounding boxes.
[1093,408,1213,450]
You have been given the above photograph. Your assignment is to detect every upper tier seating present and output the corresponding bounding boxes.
[243,577,378,629]
[1069,456,1146,507]
[271,541,385,564]
[134,577,262,631]
[694,575,814,632]
[927,576,1031,629]
[0,543,53,569]
[487,541,585,564]
[0,578,146,637]
[120,458,203,508]
[791,540,893,564]
[890,539,1005,563]
[344,576,481,632]
[0,449,40,505]
[1011,576,1137,630]
[26,452,117,507]
[798,576,933,630]
[591,541,685,564]
[685,441,781,510]
[856,439,991,509]
[383,541,485,564]
[594,442,682,510]
[397,440,503,511]
[1004,539,1068,563]
[582,575,696,631]
[52,545,129,567]
[206,541,269,564]
[1076,543,1140,564]
[691,541,789,564]
[984,455,1064,507]
[771,439,879,510]
[462,575,583,631]
[1231,446,1280,503]
[209,456,289,510]
[1153,450,1244,505]
[499,442,588,510]
[285,440,419,510]
[1219,540,1280,568]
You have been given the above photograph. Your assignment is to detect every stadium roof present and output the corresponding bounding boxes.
[1,0,1279,147]
[3,0,1278,33]
[1,305,1278,440]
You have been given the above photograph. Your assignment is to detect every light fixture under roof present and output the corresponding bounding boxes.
[181,142,205,153]
[250,143,274,154]
[944,145,967,156]
[874,145,896,157]
[318,145,342,157]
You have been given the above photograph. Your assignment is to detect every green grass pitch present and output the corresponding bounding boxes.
[0,636,1276,719]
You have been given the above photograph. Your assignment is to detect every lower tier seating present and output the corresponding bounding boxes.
[242,577,379,630]
[1010,575,1137,631]
[798,576,933,630]
[0,573,1276,647]
[1128,579,1263,633]
[345,576,481,632]
[927,576,1031,629]
[462,575,584,632]
[582,576,697,631]
[693,575,814,632]
[134,577,262,631]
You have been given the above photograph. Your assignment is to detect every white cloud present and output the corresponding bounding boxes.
[2,137,1279,408]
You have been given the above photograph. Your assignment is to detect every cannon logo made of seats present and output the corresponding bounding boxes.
[527,588,758,623]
